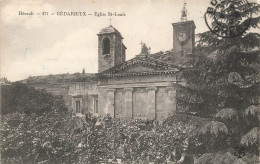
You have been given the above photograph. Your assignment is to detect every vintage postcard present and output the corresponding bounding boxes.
[1,0,259,163]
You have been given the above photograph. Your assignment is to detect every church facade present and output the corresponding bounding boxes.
[68,19,196,121]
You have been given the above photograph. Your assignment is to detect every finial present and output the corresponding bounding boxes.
[141,42,150,55]
[136,41,150,57]
[181,1,187,22]
[109,17,112,26]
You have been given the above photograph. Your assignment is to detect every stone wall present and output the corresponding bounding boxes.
[114,36,123,66]
[22,73,96,111]
[23,73,178,121]
[97,73,178,120]
[98,32,125,72]
[97,85,177,121]
[98,34,115,72]
[68,82,98,113]
[30,83,72,108]
[133,88,148,119]
[114,89,124,117]
[172,21,195,56]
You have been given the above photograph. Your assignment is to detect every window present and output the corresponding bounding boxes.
[103,38,110,54]
[76,100,81,113]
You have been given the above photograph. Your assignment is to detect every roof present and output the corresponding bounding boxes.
[98,54,180,77]
[98,25,123,38]
[22,73,98,84]
[122,43,127,49]
[150,50,189,66]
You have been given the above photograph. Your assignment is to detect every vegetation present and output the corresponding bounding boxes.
[1,82,67,115]
[176,0,260,162]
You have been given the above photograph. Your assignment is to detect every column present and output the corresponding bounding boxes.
[107,89,116,118]
[124,88,133,119]
[146,87,157,119]
[166,87,177,116]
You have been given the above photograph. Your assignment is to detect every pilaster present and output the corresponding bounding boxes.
[106,89,116,118]
[146,87,157,119]
[123,88,134,119]
[166,87,177,115]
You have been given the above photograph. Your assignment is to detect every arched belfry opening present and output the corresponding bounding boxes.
[98,25,126,72]
[103,37,110,55]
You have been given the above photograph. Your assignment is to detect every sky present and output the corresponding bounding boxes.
[0,0,257,81]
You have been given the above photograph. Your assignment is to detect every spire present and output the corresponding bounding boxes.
[181,1,187,22]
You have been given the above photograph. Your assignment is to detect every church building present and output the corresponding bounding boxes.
[68,6,196,120]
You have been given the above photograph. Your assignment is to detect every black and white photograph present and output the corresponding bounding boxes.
[0,0,259,163]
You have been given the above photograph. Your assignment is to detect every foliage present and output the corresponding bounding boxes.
[75,114,195,163]
[179,0,260,114]
[197,149,259,164]
[188,121,229,154]
[198,0,260,52]
[1,82,77,163]
[244,105,260,120]
[177,0,260,157]
[1,109,259,163]
[2,110,211,163]
[192,121,228,136]
[0,77,11,84]
[215,108,238,120]
[241,127,260,147]
[1,111,79,164]
[1,82,67,115]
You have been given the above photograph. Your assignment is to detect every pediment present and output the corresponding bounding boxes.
[119,64,158,73]
[98,56,179,76]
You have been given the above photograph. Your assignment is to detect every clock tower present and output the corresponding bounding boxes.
[172,3,196,57]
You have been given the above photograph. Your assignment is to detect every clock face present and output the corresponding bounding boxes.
[177,32,187,42]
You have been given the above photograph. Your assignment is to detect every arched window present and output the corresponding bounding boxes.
[103,38,110,54]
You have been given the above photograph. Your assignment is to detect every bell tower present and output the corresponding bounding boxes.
[172,2,196,56]
[97,24,126,73]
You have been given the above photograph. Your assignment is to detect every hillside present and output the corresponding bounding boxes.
[20,72,97,84]
[19,72,97,109]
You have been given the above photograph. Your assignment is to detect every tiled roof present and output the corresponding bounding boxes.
[150,50,189,66]
[98,25,123,38]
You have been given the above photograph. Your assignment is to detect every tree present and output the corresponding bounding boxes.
[1,104,79,164]
[178,0,260,157]
[1,82,80,163]
[0,77,10,84]
[1,82,67,115]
